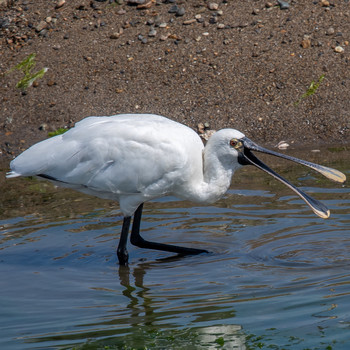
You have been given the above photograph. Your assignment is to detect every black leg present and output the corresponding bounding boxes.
[117,216,131,265]
[130,203,209,256]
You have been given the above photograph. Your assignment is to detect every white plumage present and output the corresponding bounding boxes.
[7,113,345,264]
[8,114,244,216]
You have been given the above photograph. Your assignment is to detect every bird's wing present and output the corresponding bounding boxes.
[8,114,204,199]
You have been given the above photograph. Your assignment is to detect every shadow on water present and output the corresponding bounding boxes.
[0,146,349,349]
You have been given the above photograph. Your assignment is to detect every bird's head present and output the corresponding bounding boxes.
[207,129,346,219]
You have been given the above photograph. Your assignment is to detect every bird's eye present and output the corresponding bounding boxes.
[230,139,240,148]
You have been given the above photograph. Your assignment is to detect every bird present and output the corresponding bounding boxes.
[7,114,346,265]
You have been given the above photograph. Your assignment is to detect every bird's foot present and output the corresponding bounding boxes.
[117,248,129,266]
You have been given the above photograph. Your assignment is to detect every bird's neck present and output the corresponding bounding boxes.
[184,149,239,204]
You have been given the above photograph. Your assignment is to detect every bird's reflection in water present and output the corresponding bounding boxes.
[117,255,188,326]
[116,257,246,349]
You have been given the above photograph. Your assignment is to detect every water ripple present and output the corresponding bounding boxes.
[0,155,349,349]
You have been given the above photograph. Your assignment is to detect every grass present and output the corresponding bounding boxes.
[294,74,325,106]
[7,53,48,90]
[48,128,68,137]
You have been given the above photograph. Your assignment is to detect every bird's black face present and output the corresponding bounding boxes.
[229,136,346,219]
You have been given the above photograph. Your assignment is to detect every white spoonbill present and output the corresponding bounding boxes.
[7,114,346,265]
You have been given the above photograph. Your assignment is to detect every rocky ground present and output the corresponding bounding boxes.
[0,0,349,160]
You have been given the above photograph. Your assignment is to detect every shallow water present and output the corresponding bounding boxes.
[0,147,349,349]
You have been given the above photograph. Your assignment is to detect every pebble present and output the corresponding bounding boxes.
[47,80,56,87]
[276,141,289,150]
[127,0,145,4]
[137,1,153,9]
[326,27,335,35]
[154,16,163,27]
[168,5,185,17]
[168,5,178,13]
[138,34,147,44]
[301,38,311,48]
[334,46,344,53]
[277,0,290,9]
[39,123,48,131]
[197,123,205,134]
[217,23,225,29]
[35,20,48,32]
[55,0,65,9]
[168,33,180,40]
[0,17,10,28]
[200,129,216,141]
[110,32,121,39]
[320,0,330,6]
[198,123,216,140]
[208,2,219,11]
[39,29,48,37]
[148,27,157,37]
[183,19,196,25]
[176,7,186,16]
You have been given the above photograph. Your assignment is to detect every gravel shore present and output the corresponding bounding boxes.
[1,0,349,159]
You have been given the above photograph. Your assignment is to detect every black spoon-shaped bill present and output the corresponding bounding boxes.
[243,138,346,184]
[240,138,346,218]
[241,148,330,218]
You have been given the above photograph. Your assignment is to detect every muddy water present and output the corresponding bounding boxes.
[0,146,349,349]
